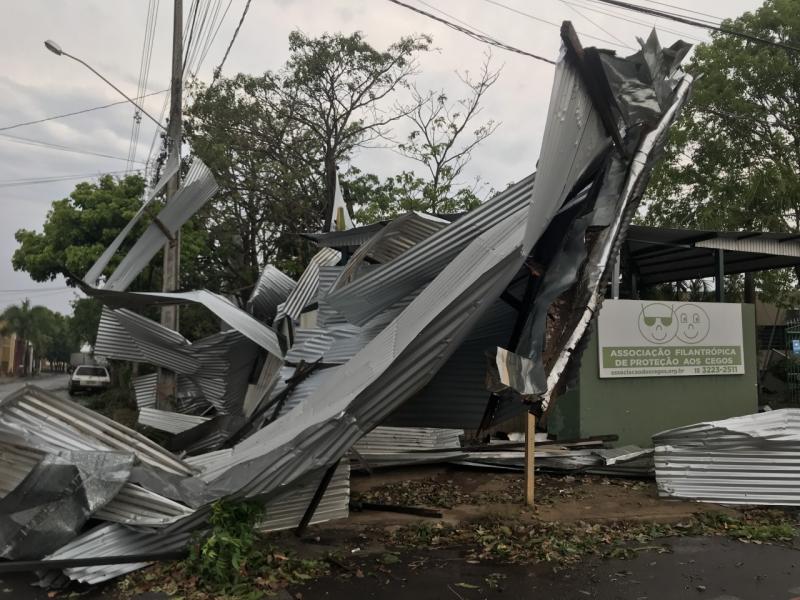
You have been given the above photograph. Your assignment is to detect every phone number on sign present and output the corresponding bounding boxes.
[693,365,740,374]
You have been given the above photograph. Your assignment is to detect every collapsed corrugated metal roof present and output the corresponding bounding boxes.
[0,23,693,583]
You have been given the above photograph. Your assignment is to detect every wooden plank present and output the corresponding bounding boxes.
[525,411,536,506]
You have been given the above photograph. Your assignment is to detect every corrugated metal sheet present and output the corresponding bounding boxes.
[104,158,219,291]
[275,247,342,322]
[386,295,521,429]
[0,440,193,528]
[138,408,211,434]
[352,427,465,468]
[331,212,448,291]
[197,212,529,499]
[85,288,283,358]
[695,236,800,258]
[654,409,800,505]
[301,221,386,248]
[324,175,534,326]
[258,462,349,532]
[83,158,180,286]
[246,265,297,323]
[0,386,193,477]
[132,373,157,409]
[96,309,257,415]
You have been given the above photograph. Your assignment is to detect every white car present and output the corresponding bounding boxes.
[68,365,111,395]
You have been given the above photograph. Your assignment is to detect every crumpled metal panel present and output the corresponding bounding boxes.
[331,212,449,291]
[540,74,693,410]
[85,288,283,358]
[324,174,535,327]
[198,212,530,500]
[246,265,297,324]
[138,408,211,434]
[521,60,608,251]
[103,159,218,291]
[275,247,342,323]
[96,308,257,415]
[45,522,194,585]
[0,387,193,477]
[654,409,800,506]
[485,33,693,411]
[83,158,180,286]
[0,451,133,559]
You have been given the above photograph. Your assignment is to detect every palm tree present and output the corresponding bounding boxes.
[0,298,52,376]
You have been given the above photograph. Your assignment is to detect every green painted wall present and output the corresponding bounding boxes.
[548,303,758,447]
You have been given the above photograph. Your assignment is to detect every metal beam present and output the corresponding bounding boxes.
[715,249,725,302]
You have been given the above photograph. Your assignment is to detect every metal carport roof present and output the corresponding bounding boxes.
[625,225,800,285]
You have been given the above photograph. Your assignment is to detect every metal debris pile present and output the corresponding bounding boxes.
[0,24,692,583]
[655,409,800,505]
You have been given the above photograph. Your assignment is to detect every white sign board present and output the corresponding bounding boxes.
[597,299,744,379]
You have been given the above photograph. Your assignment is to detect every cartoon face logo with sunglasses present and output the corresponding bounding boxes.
[637,302,678,344]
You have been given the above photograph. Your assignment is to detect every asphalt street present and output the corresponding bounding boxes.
[0,373,70,401]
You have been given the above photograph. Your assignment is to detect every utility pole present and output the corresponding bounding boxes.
[157,0,183,408]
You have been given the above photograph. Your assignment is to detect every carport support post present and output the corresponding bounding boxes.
[715,250,725,302]
[525,411,536,506]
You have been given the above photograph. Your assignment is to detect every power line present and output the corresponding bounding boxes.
[386,0,555,64]
[196,0,233,72]
[0,90,168,133]
[0,169,137,189]
[591,0,800,53]
[637,0,724,23]
[0,287,70,294]
[556,0,633,49]
[478,0,629,49]
[213,0,254,81]
[0,132,147,164]
[567,0,706,43]
[127,0,160,170]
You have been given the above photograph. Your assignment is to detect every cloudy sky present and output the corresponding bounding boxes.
[0,0,761,314]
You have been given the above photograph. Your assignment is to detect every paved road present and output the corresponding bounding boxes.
[2,536,798,599]
[0,373,70,401]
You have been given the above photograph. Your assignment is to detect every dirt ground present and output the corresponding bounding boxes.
[344,465,736,526]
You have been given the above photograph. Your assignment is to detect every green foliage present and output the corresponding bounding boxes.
[0,298,77,371]
[188,500,265,590]
[13,175,147,282]
[186,30,432,299]
[69,297,102,346]
[348,167,483,224]
[642,0,800,298]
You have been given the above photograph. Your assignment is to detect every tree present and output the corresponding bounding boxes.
[186,31,431,299]
[69,297,102,347]
[396,54,500,213]
[0,299,59,375]
[13,174,212,291]
[280,31,432,230]
[349,56,500,224]
[642,0,800,295]
[185,73,326,295]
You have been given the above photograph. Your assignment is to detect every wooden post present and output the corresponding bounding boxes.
[525,411,536,506]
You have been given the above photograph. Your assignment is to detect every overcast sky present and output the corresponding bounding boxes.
[0,0,761,314]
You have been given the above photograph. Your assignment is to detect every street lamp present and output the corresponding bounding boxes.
[44,39,166,130]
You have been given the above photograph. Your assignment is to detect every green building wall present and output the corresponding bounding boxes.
[547,303,758,447]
